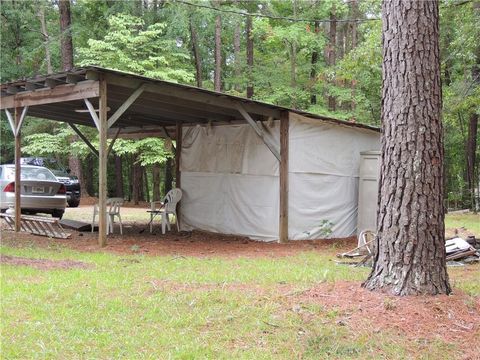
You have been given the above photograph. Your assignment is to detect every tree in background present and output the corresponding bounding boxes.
[1,0,478,209]
[78,14,194,83]
[363,0,451,295]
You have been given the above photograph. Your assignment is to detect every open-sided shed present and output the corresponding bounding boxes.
[0,66,380,245]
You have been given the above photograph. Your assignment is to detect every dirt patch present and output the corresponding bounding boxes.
[0,224,356,259]
[297,281,480,358]
[1,255,93,270]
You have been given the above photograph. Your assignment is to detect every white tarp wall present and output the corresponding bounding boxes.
[180,113,380,241]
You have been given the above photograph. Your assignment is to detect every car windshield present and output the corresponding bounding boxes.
[3,167,57,181]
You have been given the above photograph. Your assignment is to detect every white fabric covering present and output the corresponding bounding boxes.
[180,113,380,241]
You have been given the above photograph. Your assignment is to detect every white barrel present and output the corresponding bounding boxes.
[357,151,380,237]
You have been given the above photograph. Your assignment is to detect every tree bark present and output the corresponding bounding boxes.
[363,0,451,296]
[144,167,150,203]
[233,19,241,92]
[214,12,222,92]
[85,154,94,197]
[165,157,173,194]
[58,0,73,71]
[350,0,358,112]
[310,20,320,105]
[246,15,254,98]
[114,154,124,199]
[152,163,161,201]
[466,113,478,210]
[327,9,337,111]
[189,17,203,88]
[38,3,53,74]
[466,6,479,211]
[132,159,144,205]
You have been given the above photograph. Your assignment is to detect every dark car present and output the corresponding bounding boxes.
[20,157,81,207]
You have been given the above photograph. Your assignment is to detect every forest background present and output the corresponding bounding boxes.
[0,0,478,209]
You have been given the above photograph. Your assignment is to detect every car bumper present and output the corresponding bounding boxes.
[1,193,66,211]
[66,184,81,201]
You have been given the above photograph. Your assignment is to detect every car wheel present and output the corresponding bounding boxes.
[68,200,80,208]
[52,210,64,219]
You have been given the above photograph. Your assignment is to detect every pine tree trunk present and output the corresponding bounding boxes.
[466,15,479,211]
[58,0,73,71]
[363,0,451,296]
[246,15,254,99]
[189,17,203,88]
[144,167,150,203]
[233,20,241,92]
[165,157,173,194]
[214,13,222,92]
[114,154,124,199]
[466,113,478,210]
[152,163,161,201]
[85,154,94,196]
[350,0,358,112]
[132,159,144,205]
[310,21,320,105]
[38,4,53,74]
[327,9,337,111]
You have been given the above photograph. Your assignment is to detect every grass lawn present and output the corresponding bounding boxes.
[1,211,479,359]
[445,212,480,236]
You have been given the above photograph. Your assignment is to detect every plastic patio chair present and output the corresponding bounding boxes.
[148,188,182,234]
[92,197,124,235]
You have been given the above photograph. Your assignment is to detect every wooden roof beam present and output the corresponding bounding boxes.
[104,73,281,119]
[0,80,99,110]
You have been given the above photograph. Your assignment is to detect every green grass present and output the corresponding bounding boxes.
[1,242,478,359]
[445,212,480,236]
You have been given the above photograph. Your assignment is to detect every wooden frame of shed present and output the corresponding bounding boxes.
[0,66,378,246]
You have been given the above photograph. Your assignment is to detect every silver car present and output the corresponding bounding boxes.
[0,164,66,218]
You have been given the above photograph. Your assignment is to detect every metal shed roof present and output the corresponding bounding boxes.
[0,66,379,137]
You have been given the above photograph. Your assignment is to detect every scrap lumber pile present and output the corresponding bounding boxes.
[445,237,479,264]
[336,232,479,267]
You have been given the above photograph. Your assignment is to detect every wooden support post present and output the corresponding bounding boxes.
[175,122,182,230]
[14,108,21,232]
[98,75,108,247]
[279,111,289,243]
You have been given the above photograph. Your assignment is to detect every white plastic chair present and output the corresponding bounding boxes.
[92,197,124,235]
[148,188,182,234]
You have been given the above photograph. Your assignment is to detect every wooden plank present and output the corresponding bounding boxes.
[0,81,99,110]
[16,106,29,134]
[68,123,99,157]
[279,111,289,243]
[175,122,182,231]
[236,103,281,161]
[98,75,108,247]
[4,109,15,133]
[14,108,21,232]
[107,83,146,128]
[59,219,93,232]
[104,73,281,119]
[84,98,100,129]
[44,78,57,89]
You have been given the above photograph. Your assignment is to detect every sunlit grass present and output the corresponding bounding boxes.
[1,242,478,359]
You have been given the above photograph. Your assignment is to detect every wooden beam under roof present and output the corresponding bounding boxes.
[107,94,237,123]
[109,85,243,118]
[0,80,99,110]
[104,73,281,119]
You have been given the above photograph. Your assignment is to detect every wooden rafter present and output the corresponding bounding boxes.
[107,83,146,128]
[68,123,99,158]
[0,80,99,109]
[235,103,280,161]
